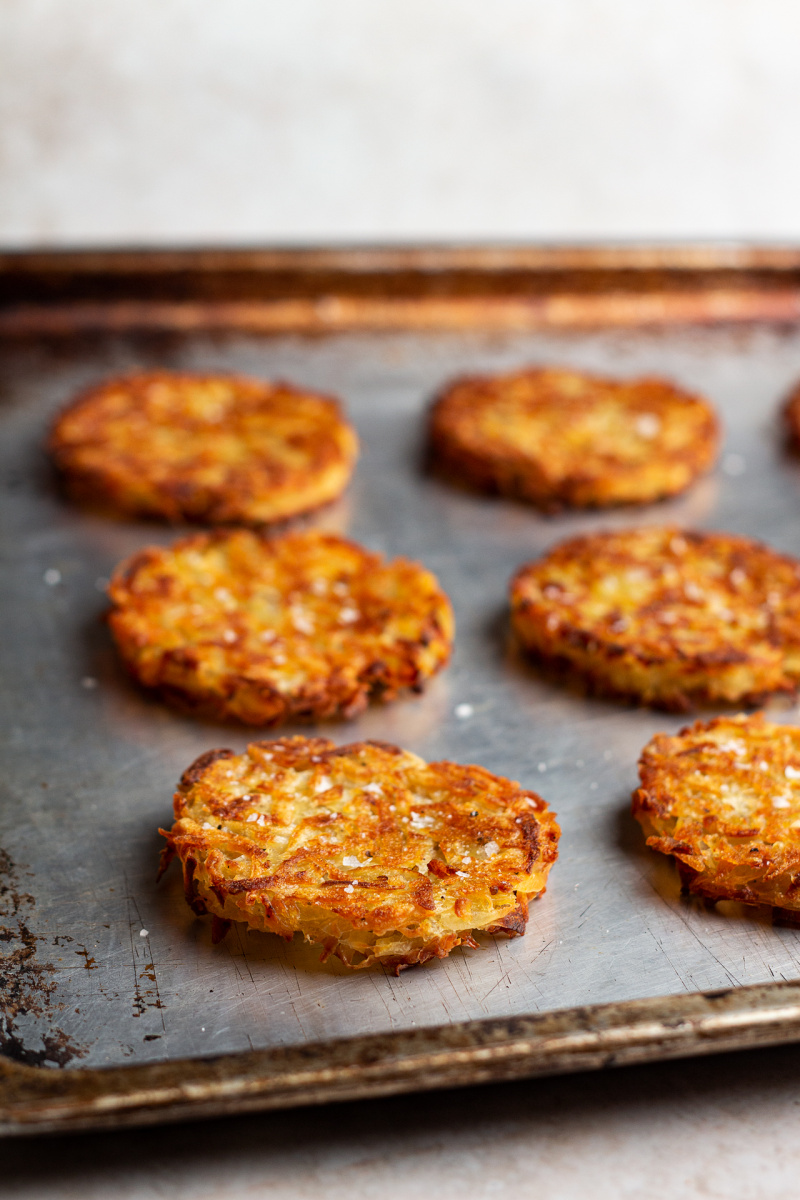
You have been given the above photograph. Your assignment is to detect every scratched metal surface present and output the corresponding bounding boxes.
[4,320,800,1071]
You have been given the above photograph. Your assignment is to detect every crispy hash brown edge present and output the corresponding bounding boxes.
[107,530,455,726]
[47,370,360,525]
[632,713,800,911]
[509,527,800,712]
[428,367,719,511]
[159,737,560,972]
[783,380,800,450]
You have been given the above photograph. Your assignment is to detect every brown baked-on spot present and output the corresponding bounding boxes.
[510,525,800,710]
[159,736,560,971]
[784,380,800,451]
[428,366,719,511]
[47,370,359,526]
[107,528,454,726]
[633,713,800,912]
[178,748,236,791]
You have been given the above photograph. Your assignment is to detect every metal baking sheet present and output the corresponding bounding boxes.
[5,247,800,1134]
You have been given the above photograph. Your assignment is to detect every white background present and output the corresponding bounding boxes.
[3,0,800,245]
[5,3,800,1195]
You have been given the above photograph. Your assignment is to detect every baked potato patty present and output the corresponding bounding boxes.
[428,366,719,510]
[160,736,560,970]
[108,529,454,724]
[510,526,800,710]
[634,713,800,910]
[48,371,359,525]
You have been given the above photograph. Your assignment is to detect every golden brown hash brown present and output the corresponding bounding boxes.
[510,527,800,711]
[428,366,719,510]
[48,371,359,525]
[108,529,454,725]
[634,713,800,910]
[160,736,560,970]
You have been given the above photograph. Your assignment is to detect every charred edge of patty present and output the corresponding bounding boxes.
[510,624,795,713]
[53,461,354,528]
[784,384,800,451]
[111,627,450,727]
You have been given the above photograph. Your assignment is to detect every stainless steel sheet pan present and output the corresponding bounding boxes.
[5,246,800,1135]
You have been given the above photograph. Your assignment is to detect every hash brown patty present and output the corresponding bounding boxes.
[428,366,719,510]
[160,736,560,970]
[48,371,359,525]
[633,713,800,910]
[108,529,454,724]
[510,527,800,710]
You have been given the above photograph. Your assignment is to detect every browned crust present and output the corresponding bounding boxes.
[108,529,454,726]
[160,736,560,970]
[783,380,800,450]
[428,366,719,511]
[509,526,800,710]
[47,370,359,526]
[632,713,800,910]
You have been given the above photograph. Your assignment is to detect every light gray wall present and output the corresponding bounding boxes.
[2,0,799,246]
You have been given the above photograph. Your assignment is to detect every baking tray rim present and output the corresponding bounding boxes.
[4,241,800,1137]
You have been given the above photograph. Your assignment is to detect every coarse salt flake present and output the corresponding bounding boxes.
[484,841,500,858]
[786,765,800,780]
[43,568,61,586]
[139,929,148,938]
[635,412,661,439]
[315,776,333,792]
[455,703,473,719]
[339,607,359,624]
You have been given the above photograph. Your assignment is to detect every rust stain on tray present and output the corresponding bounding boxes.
[2,288,800,336]
[0,850,86,1068]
